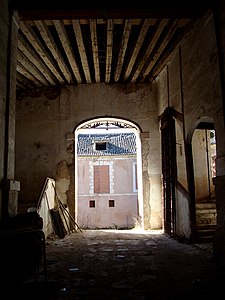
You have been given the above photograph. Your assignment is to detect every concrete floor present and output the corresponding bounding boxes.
[5,229,225,299]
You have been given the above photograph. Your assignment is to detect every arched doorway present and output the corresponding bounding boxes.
[74,117,144,229]
[187,117,217,242]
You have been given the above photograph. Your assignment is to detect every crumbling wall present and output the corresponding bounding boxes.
[155,11,223,238]
[15,83,161,229]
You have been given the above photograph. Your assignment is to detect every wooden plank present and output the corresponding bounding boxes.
[130,18,169,83]
[16,72,36,89]
[17,49,50,85]
[151,19,194,78]
[124,19,153,81]
[53,20,82,83]
[89,19,100,83]
[18,32,57,85]
[35,20,72,83]
[19,21,65,84]
[114,19,132,82]
[177,18,191,27]
[141,19,178,80]
[72,19,91,83]
[17,62,43,87]
[105,19,113,84]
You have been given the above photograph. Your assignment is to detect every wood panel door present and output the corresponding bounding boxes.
[161,108,177,236]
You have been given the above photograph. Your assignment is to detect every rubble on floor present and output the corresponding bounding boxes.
[3,229,225,299]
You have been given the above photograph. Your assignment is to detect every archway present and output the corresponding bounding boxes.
[187,117,217,242]
[74,117,144,229]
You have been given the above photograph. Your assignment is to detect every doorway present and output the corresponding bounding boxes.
[160,107,177,237]
[74,117,144,230]
[192,122,217,242]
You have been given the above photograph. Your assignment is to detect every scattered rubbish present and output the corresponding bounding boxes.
[146,241,157,246]
[68,267,80,272]
[102,248,114,252]
[87,242,98,245]
[115,255,126,260]
[117,248,128,251]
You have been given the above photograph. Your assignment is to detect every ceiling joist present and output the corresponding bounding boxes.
[16,15,200,91]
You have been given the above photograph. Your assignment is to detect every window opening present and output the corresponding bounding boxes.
[95,142,107,150]
[109,200,115,207]
[89,200,95,208]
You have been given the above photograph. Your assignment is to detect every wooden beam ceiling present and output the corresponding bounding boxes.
[12,1,212,93]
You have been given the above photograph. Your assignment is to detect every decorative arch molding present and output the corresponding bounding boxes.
[75,116,142,133]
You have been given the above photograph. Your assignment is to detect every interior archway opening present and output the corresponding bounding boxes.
[74,117,144,230]
[191,120,217,242]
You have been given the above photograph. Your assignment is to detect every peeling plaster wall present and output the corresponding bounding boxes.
[180,13,223,143]
[16,83,161,229]
[155,10,223,238]
[15,10,225,236]
[55,160,70,205]
[157,12,223,133]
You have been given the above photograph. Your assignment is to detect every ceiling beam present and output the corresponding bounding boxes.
[72,19,92,83]
[105,19,113,84]
[53,20,82,83]
[130,18,169,83]
[17,62,43,87]
[141,19,179,81]
[17,49,49,85]
[19,21,65,84]
[89,19,100,83]
[17,32,58,85]
[16,72,37,89]
[151,19,195,79]
[34,20,73,84]
[114,19,132,82]
[124,18,154,81]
